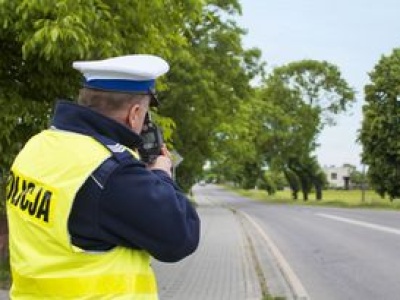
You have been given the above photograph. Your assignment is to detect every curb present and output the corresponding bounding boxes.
[239,211,310,300]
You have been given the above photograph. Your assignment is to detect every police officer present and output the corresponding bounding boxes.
[6,55,200,299]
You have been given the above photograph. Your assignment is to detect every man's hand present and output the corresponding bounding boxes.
[148,144,172,177]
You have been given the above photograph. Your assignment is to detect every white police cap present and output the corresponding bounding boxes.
[72,54,169,101]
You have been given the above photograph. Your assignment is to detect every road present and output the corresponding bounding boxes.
[202,184,400,300]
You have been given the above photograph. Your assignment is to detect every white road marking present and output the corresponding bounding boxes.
[316,213,400,235]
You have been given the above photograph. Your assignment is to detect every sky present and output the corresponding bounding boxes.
[237,0,400,169]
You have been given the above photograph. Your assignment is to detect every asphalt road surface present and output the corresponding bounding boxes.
[200,185,400,300]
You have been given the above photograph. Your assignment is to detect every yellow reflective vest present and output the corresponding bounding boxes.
[6,129,158,299]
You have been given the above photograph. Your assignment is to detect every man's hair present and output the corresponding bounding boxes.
[77,88,148,115]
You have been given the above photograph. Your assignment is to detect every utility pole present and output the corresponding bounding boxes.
[361,164,366,202]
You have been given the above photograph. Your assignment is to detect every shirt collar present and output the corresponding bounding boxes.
[51,100,143,149]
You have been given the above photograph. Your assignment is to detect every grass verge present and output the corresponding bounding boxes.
[226,186,400,210]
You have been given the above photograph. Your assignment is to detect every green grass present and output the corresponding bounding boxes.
[228,187,400,210]
[263,295,286,300]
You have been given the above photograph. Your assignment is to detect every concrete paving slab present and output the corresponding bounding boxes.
[153,191,262,300]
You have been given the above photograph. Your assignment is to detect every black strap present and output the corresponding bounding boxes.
[90,134,135,189]
[69,133,139,250]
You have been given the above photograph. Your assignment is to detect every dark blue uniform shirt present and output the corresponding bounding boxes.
[52,100,200,262]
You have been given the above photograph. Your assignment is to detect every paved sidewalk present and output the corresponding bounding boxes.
[0,195,262,300]
[153,189,262,300]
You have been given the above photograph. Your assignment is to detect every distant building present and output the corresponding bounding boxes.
[323,166,352,189]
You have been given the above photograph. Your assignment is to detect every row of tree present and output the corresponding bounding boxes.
[0,0,399,204]
[209,59,355,200]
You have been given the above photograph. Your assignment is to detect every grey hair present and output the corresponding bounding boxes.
[77,88,148,115]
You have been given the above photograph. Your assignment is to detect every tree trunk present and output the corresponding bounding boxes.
[315,184,322,200]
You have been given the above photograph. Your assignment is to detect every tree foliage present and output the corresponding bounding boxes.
[273,60,356,125]
[251,60,354,199]
[0,0,200,170]
[0,0,358,199]
[158,2,263,190]
[209,95,266,188]
[0,0,264,193]
[359,48,400,200]
[209,60,354,195]
[257,170,287,196]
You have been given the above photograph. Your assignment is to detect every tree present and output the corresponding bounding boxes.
[273,60,356,126]
[349,168,368,189]
[284,169,300,200]
[288,156,327,201]
[208,97,266,188]
[255,60,355,199]
[257,170,287,195]
[211,60,354,193]
[359,48,400,200]
[159,2,264,191]
[258,77,321,166]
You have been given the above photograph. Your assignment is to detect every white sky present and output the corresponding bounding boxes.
[238,0,400,169]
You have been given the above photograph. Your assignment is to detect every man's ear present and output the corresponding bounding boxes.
[127,103,141,128]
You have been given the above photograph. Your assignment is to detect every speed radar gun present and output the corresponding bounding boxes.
[139,112,163,164]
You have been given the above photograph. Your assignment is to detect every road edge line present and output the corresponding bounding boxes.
[240,211,310,300]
